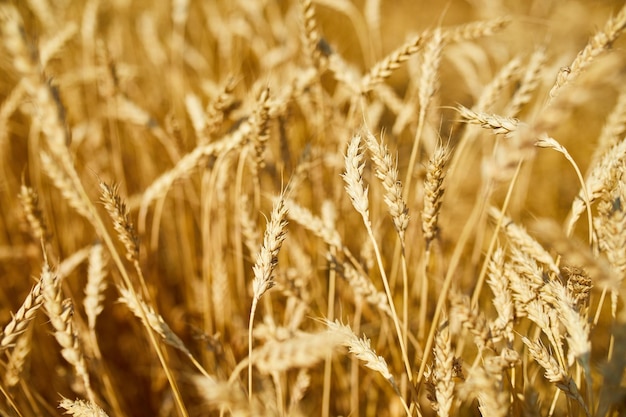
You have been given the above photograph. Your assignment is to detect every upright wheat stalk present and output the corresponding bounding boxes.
[248,195,289,398]
[342,133,412,385]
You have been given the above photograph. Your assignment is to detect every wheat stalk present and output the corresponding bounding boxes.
[41,263,95,403]
[342,133,413,384]
[522,336,589,416]
[248,194,289,398]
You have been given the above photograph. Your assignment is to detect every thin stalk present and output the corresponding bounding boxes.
[364,224,412,383]
[470,160,523,308]
[248,297,259,399]
[322,246,337,417]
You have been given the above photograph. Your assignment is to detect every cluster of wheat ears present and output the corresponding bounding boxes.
[0,0,626,416]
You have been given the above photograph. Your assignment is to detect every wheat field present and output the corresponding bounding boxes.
[0,0,626,416]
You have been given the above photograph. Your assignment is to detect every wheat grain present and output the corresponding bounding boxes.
[205,76,239,137]
[457,364,509,417]
[288,369,311,414]
[563,266,592,317]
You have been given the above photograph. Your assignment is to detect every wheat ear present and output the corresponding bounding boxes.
[535,135,593,242]
[364,129,409,242]
[567,138,626,235]
[505,48,547,116]
[432,320,455,417]
[41,263,95,403]
[324,319,412,417]
[488,206,559,274]
[549,4,626,101]
[342,133,412,384]
[595,183,626,323]
[486,248,515,344]
[360,33,426,93]
[442,16,511,43]
[58,397,109,417]
[18,183,49,247]
[596,89,626,155]
[474,56,522,112]
[5,325,33,388]
[248,194,289,398]
[84,242,108,331]
[522,337,589,416]
[457,105,519,135]
[422,144,450,248]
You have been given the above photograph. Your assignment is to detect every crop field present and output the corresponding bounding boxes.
[0,0,625,416]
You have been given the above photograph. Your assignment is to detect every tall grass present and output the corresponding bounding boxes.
[0,0,625,416]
